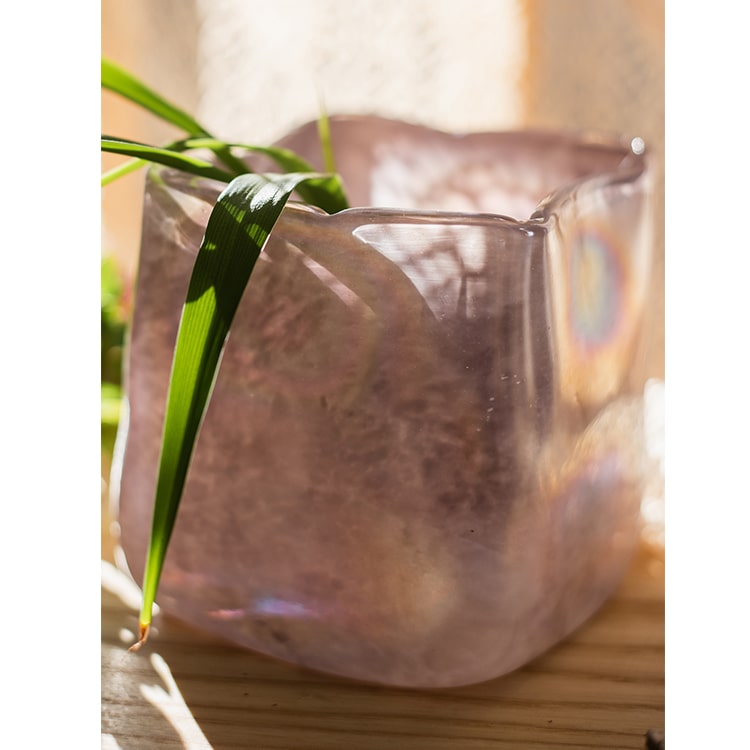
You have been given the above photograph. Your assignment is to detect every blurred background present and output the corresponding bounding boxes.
[101,0,664,379]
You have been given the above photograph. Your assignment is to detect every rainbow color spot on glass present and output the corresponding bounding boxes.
[569,226,624,353]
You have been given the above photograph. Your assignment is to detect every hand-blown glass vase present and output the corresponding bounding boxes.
[113,115,654,688]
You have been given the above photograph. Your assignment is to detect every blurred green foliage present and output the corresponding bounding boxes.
[101,256,128,456]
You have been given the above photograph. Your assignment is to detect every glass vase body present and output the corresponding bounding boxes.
[113,116,654,688]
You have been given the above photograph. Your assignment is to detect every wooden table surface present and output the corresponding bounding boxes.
[101,529,664,750]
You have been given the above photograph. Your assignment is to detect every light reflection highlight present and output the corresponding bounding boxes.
[118,628,135,644]
[140,653,212,750]
[630,136,646,155]
[208,596,321,621]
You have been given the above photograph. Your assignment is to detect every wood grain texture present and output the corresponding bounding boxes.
[102,539,663,750]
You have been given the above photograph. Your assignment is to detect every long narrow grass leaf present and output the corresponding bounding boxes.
[244,144,348,214]
[102,58,208,137]
[317,99,337,175]
[101,157,147,186]
[102,137,237,183]
[179,138,349,214]
[102,57,248,176]
[131,172,331,649]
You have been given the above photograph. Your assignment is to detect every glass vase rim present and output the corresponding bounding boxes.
[150,115,650,230]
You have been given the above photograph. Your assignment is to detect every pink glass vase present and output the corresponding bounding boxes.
[112,116,654,688]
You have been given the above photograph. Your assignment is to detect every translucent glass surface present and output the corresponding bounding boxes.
[113,116,653,687]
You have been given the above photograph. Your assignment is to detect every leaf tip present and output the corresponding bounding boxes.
[128,621,151,652]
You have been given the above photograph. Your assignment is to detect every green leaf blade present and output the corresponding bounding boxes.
[180,138,349,214]
[316,102,337,175]
[132,172,328,648]
[101,137,237,184]
[101,157,147,186]
[239,144,348,213]
[102,57,208,137]
[102,57,249,176]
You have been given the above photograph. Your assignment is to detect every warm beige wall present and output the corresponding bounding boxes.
[101,0,201,277]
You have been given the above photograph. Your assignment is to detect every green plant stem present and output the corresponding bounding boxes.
[102,137,238,183]
[317,102,337,174]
